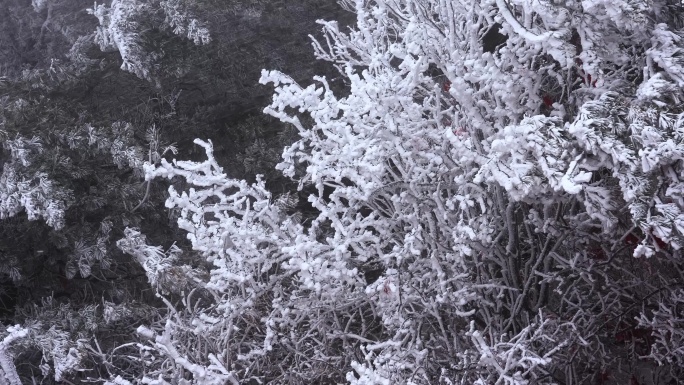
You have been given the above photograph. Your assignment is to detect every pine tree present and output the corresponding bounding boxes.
[0,0,353,382]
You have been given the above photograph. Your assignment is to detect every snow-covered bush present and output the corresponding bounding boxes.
[117,0,684,384]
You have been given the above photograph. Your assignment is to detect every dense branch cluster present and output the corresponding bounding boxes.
[106,0,684,384]
[1,0,684,384]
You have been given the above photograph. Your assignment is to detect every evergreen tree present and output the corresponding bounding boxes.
[0,0,350,382]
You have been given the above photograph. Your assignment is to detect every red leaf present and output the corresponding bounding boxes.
[624,233,639,245]
[615,330,628,342]
[653,235,667,249]
[542,95,554,107]
[451,127,467,136]
[442,81,451,92]
[588,247,606,260]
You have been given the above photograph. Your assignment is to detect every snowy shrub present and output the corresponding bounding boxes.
[111,0,684,384]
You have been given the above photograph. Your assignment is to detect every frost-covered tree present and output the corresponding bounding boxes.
[0,78,169,382]
[87,0,210,82]
[0,0,351,382]
[123,0,684,384]
[0,3,188,377]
